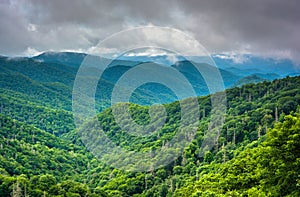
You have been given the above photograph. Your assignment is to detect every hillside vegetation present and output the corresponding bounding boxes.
[0,70,299,196]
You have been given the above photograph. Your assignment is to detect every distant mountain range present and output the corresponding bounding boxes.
[1,51,298,110]
[34,51,299,77]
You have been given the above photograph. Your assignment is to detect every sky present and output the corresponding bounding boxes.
[0,0,299,63]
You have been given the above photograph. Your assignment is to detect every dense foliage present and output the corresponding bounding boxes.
[0,55,300,196]
[174,114,300,196]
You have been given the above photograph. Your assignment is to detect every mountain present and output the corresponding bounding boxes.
[0,51,298,115]
[34,52,141,68]
[225,67,263,76]
[233,74,268,87]
[117,54,186,66]
[0,55,174,111]
[1,73,300,196]
[33,52,87,67]
[1,51,298,111]
[171,60,241,90]
[1,51,299,196]
[212,54,300,77]
[1,50,300,196]
[34,51,299,78]
[32,52,300,89]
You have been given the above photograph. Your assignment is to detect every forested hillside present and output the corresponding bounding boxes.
[0,69,299,196]
[1,0,300,195]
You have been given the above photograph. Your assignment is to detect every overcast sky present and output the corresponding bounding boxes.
[0,0,299,63]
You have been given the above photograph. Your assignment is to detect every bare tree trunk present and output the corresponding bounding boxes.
[275,107,278,123]
[222,143,226,163]
[233,130,236,145]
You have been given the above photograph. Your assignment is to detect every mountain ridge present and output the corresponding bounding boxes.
[0,75,299,196]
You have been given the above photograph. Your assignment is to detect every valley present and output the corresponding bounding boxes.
[0,52,299,196]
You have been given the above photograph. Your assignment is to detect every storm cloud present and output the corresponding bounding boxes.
[0,0,299,63]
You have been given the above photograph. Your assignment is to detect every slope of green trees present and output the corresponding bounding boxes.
[0,61,300,196]
[174,113,300,196]
[0,112,299,196]
[0,90,74,135]
[0,114,98,196]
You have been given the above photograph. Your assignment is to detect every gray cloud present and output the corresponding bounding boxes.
[0,0,299,63]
